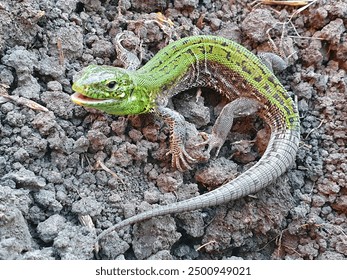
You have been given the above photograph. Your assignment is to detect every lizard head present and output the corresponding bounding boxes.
[71,65,153,115]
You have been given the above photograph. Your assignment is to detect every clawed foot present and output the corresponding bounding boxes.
[196,132,225,158]
[166,132,225,171]
[156,106,199,172]
[166,138,197,172]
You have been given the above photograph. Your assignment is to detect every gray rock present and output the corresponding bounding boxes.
[132,216,181,259]
[3,168,46,190]
[71,197,102,216]
[99,232,130,259]
[0,205,33,259]
[174,0,199,9]
[37,214,67,243]
[33,189,63,213]
[53,225,95,259]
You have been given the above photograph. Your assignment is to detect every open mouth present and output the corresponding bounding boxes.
[71,92,112,105]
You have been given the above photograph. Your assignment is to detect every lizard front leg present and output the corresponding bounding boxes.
[156,106,197,171]
[198,97,262,157]
[114,32,141,70]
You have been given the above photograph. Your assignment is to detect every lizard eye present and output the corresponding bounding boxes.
[107,81,116,89]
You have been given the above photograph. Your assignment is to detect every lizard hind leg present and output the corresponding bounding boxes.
[197,97,262,158]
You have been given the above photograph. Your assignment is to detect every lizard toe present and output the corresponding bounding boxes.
[196,133,224,158]
[168,146,197,171]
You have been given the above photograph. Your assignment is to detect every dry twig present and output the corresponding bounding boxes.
[96,159,125,184]
[0,84,48,112]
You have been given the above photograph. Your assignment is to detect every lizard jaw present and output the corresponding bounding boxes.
[71,92,113,106]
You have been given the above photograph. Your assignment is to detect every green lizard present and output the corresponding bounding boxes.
[71,35,300,245]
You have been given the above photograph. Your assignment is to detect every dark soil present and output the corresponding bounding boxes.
[0,0,346,260]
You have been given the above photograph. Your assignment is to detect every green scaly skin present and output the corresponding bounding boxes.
[71,35,300,246]
[72,36,298,127]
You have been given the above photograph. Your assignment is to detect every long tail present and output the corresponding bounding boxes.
[96,127,300,242]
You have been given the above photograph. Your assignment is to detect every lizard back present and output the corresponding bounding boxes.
[137,35,299,131]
